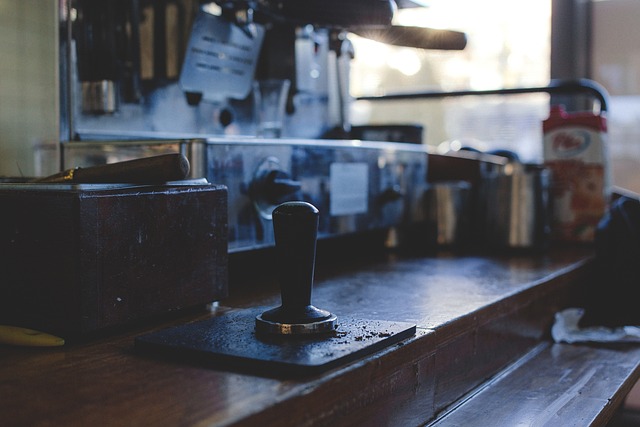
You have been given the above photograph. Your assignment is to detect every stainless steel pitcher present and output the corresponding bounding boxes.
[425,180,472,248]
[478,163,551,250]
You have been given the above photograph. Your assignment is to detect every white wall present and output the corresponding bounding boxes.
[0,0,59,177]
[593,0,640,194]
[593,0,640,96]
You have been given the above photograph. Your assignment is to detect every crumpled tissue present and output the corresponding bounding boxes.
[552,308,640,344]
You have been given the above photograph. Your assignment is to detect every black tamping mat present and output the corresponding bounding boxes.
[134,307,416,377]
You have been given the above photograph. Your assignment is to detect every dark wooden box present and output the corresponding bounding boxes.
[0,182,228,339]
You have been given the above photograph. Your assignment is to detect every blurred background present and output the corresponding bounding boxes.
[349,0,640,193]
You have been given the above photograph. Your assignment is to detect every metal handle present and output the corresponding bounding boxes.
[34,153,190,184]
[356,78,610,112]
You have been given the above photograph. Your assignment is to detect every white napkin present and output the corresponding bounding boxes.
[551,308,640,344]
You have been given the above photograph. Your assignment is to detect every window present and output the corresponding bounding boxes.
[350,0,552,162]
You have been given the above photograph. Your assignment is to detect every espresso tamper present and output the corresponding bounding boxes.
[255,201,338,335]
[136,202,415,376]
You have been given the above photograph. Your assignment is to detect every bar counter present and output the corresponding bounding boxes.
[2,245,637,426]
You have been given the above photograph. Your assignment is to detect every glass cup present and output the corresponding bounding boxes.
[253,79,290,138]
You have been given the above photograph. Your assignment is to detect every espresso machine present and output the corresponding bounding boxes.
[58,0,469,253]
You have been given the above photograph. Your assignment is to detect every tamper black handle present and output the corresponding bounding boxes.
[274,202,320,319]
[256,201,337,334]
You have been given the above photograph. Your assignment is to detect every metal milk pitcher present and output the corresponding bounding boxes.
[478,162,551,250]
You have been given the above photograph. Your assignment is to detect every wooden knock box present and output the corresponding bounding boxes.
[0,182,228,339]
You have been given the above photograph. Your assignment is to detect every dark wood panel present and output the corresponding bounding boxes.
[0,184,228,338]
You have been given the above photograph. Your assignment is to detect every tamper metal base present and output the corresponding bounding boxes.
[135,307,416,377]
[255,312,338,335]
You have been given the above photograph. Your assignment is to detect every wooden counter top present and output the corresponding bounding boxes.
[1,246,632,426]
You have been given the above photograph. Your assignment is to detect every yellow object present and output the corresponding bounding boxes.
[0,325,65,347]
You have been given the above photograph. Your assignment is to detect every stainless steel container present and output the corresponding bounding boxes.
[425,180,471,248]
[479,163,551,250]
